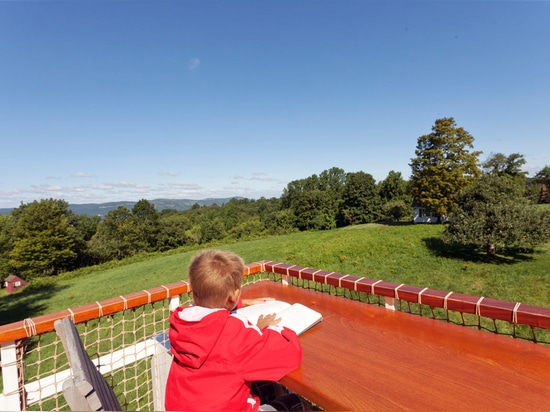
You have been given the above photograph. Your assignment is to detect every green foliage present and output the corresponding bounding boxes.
[482,152,527,178]
[281,167,346,230]
[378,170,412,221]
[534,165,550,184]
[409,117,482,217]
[378,170,409,202]
[130,199,161,251]
[482,152,528,194]
[533,165,550,204]
[157,210,193,251]
[87,200,162,261]
[87,205,135,261]
[381,199,412,221]
[0,214,14,276]
[338,171,380,225]
[442,175,550,255]
[8,199,81,278]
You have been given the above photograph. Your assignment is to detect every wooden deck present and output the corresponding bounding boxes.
[242,280,550,411]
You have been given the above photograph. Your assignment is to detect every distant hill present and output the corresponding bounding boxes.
[0,197,241,217]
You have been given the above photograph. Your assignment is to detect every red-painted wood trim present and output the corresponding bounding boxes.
[0,280,192,344]
[478,298,517,322]
[516,304,550,329]
[260,261,550,331]
[444,293,481,314]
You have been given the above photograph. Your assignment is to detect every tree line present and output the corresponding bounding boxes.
[0,167,411,280]
[1,117,550,280]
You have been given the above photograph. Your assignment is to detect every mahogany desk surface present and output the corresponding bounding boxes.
[241,280,550,411]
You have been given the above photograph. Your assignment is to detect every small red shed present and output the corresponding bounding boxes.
[3,275,28,293]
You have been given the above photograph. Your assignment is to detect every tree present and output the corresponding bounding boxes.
[87,206,135,262]
[381,199,411,222]
[9,199,80,278]
[0,214,14,276]
[441,175,550,256]
[157,210,193,251]
[281,167,346,230]
[338,171,380,225]
[482,152,526,178]
[533,165,550,204]
[378,170,412,221]
[378,170,409,202]
[482,152,527,193]
[409,117,482,218]
[71,214,101,267]
[130,199,160,252]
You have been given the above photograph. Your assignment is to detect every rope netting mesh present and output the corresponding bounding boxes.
[1,273,272,412]
[6,293,192,411]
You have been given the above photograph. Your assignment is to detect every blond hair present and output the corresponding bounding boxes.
[188,249,244,309]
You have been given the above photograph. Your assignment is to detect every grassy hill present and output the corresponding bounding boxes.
[1,223,549,325]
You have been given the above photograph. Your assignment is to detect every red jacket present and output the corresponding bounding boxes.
[165,305,302,411]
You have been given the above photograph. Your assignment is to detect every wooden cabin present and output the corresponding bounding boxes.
[3,275,27,293]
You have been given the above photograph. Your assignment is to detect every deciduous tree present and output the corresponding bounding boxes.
[378,170,409,202]
[378,170,411,221]
[281,167,346,230]
[534,165,550,204]
[482,152,526,178]
[130,199,160,251]
[441,175,550,256]
[338,171,380,225]
[0,214,14,276]
[409,117,482,218]
[87,206,135,262]
[9,199,80,277]
[482,152,527,193]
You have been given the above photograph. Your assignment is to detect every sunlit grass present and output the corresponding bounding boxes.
[1,223,549,325]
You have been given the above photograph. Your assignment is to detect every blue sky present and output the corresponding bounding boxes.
[1,1,549,208]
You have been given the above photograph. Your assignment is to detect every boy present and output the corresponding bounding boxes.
[165,249,303,411]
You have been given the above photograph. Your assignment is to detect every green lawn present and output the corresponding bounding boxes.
[1,223,549,325]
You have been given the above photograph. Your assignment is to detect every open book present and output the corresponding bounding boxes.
[236,300,322,336]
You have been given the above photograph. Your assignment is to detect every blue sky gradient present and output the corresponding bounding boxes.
[1,1,549,208]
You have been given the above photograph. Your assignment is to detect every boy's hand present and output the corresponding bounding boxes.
[256,313,282,329]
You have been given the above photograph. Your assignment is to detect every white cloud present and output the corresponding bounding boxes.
[0,172,288,208]
[189,57,201,71]
[103,181,151,190]
[250,172,276,182]
[71,172,94,178]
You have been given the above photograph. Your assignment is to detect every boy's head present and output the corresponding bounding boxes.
[188,249,244,310]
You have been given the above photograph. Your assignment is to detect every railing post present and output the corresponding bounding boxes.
[0,340,22,411]
[385,297,397,311]
[169,296,180,312]
[151,339,172,411]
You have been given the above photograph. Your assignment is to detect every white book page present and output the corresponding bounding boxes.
[236,300,322,335]
[236,300,291,326]
[276,303,322,335]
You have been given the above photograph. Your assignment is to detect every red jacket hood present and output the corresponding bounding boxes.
[169,306,229,369]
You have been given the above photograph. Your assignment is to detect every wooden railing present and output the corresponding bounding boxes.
[260,260,550,337]
[1,260,549,411]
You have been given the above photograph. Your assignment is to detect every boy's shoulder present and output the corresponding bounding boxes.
[171,305,227,322]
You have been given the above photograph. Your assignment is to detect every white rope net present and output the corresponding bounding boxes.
[1,272,269,411]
